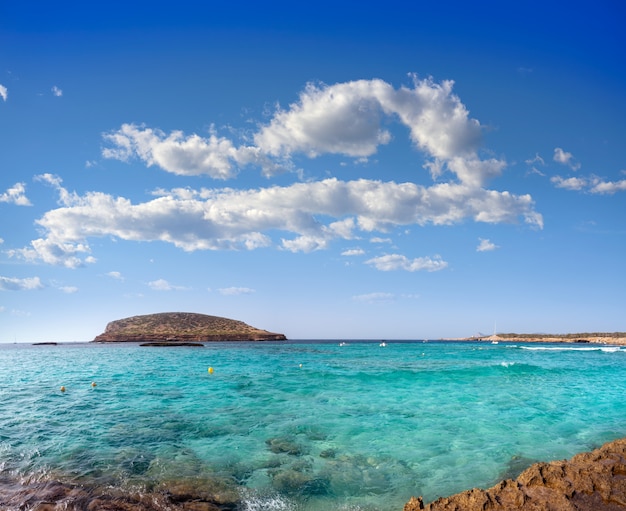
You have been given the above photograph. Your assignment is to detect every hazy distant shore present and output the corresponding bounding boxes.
[452,333,626,346]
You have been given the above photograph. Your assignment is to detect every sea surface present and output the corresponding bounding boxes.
[1,340,626,510]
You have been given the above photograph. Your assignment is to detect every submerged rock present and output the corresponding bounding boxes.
[404,437,626,511]
[265,436,307,456]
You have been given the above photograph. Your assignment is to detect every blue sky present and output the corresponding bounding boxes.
[1,1,625,341]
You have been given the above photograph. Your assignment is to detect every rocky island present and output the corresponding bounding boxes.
[92,312,287,343]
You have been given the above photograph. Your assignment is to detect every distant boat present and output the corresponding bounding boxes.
[339,342,348,346]
[379,342,387,347]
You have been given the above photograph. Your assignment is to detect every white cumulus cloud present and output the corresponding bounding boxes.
[148,279,188,291]
[477,238,498,252]
[552,175,626,195]
[551,176,587,191]
[0,84,7,102]
[52,86,63,97]
[342,248,365,256]
[12,77,549,268]
[365,254,448,272]
[102,123,265,179]
[104,76,504,187]
[0,275,44,291]
[589,178,626,195]
[0,182,32,206]
[10,174,543,267]
[553,147,580,170]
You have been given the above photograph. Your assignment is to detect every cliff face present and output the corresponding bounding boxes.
[93,312,287,342]
[404,437,626,511]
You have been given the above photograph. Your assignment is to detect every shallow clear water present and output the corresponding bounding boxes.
[1,341,626,510]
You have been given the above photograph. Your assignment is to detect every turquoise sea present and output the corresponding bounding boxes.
[1,340,626,510]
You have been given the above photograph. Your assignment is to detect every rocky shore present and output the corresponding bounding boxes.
[0,476,239,511]
[404,437,626,511]
[3,438,626,510]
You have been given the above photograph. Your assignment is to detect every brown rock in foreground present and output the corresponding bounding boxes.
[0,476,239,511]
[404,437,626,511]
[93,312,287,343]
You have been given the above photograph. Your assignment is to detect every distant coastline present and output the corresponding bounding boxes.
[452,332,626,345]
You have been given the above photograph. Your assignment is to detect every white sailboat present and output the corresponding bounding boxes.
[491,321,499,344]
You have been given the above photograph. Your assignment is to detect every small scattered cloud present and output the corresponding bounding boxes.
[102,123,260,180]
[550,176,587,191]
[341,248,365,256]
[365,254,448,272]
[589,179,626,194]
[551,175,626,194]
[477,238,499,252]
[147,278,188,291]
[59,286,78,294]
[401,293,420,299]
[0,182,32,206]
[281,234,329,253]
[218,286,256,296]
[370,237,392,244]
[0,276,44,291]
[0,84,7,101]
[106,271,124,281]
[10,309,31,317]
[51,86,63,97]
[553,147,580,170]
[525,153,545,166]
[524,153,546,176]
[8,237,94,269]
[352,292,395,304]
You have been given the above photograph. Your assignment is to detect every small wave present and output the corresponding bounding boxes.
[520,346,626,353]
[500,362,515,368]
[599,346,625,353]
[239,488,296,511]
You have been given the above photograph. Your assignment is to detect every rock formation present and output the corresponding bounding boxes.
[93,312,287,343]
[404,437,626,511]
